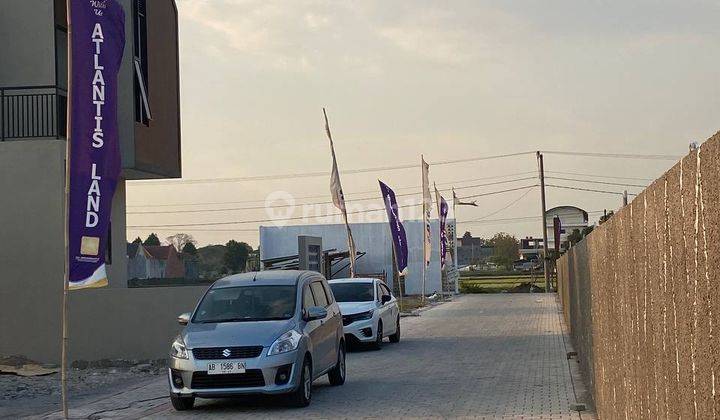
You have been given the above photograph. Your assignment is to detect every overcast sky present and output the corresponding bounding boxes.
[126,0,720,248]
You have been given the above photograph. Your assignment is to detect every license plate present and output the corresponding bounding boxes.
[207,361,246,375]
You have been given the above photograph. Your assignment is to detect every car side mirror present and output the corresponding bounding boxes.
[304,306,327,321]
[177,312,191,326]
[381,295,391,304]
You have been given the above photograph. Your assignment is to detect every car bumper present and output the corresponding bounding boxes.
[168,349,303,398]
[343,318,376,343]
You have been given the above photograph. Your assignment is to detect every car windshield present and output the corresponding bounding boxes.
[330,282,374,302]
[192,285,296,323]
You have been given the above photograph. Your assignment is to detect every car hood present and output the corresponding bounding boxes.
[338,301,376,315]
[182,319,295,348]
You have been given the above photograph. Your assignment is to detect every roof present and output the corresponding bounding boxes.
[144,245,173,260]
[127,242,140,257]
[546,206,589,221]
[213,270,320,288]
[328,278,376,284]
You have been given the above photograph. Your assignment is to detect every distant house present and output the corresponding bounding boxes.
[519,237,543,261]
[545,206,589,252]
[127,243,187,279]
[456,232,494,267]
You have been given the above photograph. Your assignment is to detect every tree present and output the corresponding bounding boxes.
[582,226,594,237]
[132,237,142,244]
[567,229,583,246]
[488,232,519,270]
[182,242,198,255]
[166,233,196,252]
[143,233,161,246]
[223,240,253,274]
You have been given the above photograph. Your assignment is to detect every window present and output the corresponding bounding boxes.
[380,284,392,298]
[193,286,297,323]
[329,282,374,303]
[303,285,315,310]
[133,0,151,124]
[310,282,329,308]
[321,281,334,304]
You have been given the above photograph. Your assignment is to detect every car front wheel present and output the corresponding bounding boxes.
[371,321,383,350]
[170,395,195,411]
[328,343,346,385]
[389,316,400,343]
[288,357,312,407]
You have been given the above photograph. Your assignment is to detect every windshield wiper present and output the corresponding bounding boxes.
[200,317,262,323]
[200,316,289,323]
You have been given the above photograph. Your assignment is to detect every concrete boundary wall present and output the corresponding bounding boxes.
[557,131,720,418]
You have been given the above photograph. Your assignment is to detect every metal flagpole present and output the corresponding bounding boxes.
[61,1,73,417]
[452,189,458,294]
[434,183,444,299]
[421,156,427,303]
[323,108,356,277]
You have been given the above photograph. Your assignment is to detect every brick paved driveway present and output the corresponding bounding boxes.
[44,294,593,419]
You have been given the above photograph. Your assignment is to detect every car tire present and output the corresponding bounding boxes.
[389,316,400,343]
[328,343,346,386]
[371,321,383,350]
[288,357,312,407]
[170,395,195,411]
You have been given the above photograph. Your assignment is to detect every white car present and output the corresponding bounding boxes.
[328,278,400,349]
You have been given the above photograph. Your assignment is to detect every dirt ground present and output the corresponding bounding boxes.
[0,357,166,419]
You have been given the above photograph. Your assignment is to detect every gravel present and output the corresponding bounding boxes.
[0,358,167,419]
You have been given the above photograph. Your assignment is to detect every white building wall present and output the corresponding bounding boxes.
[260,220,455,296]
[545,207,588,251]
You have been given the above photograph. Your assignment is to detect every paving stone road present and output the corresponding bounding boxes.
[40,294,595,419]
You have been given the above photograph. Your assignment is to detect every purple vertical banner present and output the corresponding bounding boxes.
[379,181,409,274]
[553,216,562,254]
[438,195,449,269]
[67,0,125,290]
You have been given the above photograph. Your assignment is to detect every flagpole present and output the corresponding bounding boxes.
[421,155,426,304]
[434,183,444,299]
[323,108,356,278]
[452,188,459,294]
[61,1,73,417]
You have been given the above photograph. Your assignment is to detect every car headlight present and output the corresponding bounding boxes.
[355,310,374,321]
[170,337,189,359]
[268,330,302,356]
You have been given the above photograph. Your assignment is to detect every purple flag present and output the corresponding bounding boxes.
[553,216,562,253]
[379,181,408,274]
[438,194,449,270]
[67,0,125,290]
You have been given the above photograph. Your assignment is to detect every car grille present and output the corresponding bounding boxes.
[192,346,264,360]
[342,312,370,326]
[191,370,265,389]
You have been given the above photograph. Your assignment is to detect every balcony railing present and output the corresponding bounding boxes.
[0,85,67,141]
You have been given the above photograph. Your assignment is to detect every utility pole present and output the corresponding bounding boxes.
[622,190,628,206]
[537,152,551,293]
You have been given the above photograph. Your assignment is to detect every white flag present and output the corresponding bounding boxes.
[422,156,432,267]
[324,108,357,277]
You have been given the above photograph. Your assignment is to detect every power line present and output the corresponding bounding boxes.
[456,184,538,201]
[127,209,612,232]
[545,170,655,181]
[126,171,538,208]
[126,185,537,229]
[541,150,681,160]
[459,210,607,225]
[127,177,537,215]
[127,149,679,188]
[545,176,647,188]
[464,187,536,222]
[545,183,638,196]
[129,151,535,186]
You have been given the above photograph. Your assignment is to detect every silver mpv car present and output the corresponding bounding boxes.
[168,270,346,410]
